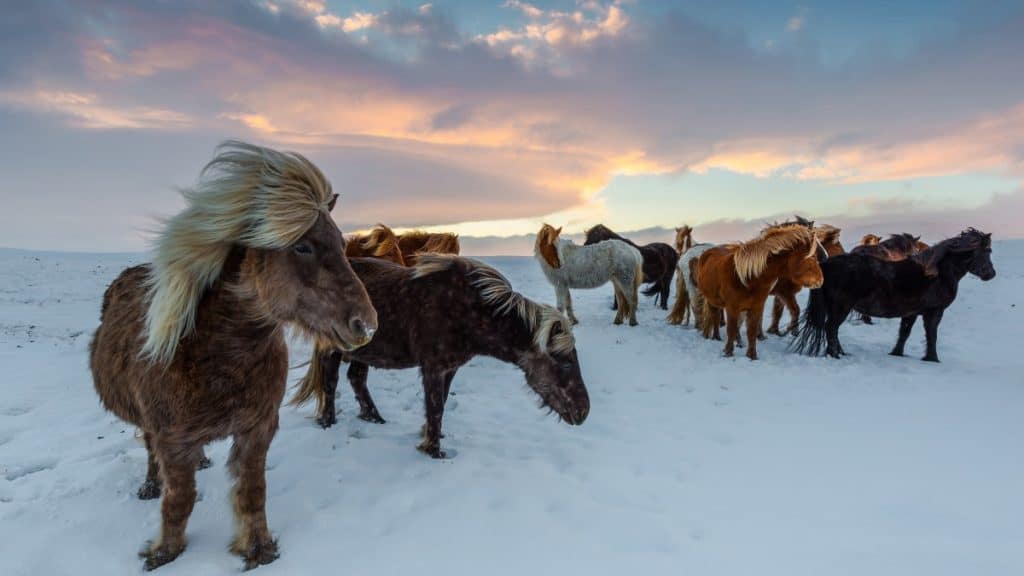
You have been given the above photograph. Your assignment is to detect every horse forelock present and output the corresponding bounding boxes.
[142,140,332,364]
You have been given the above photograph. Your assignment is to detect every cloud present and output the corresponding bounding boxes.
[787,16,805,32]
[0,89,192,130]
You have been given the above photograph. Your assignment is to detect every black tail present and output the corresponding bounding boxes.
[790,286,828,355]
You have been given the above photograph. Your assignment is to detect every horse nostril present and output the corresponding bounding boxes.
[350,317,371,340]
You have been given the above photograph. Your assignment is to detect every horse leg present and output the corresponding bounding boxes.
[889,315,917,357]
[418,370,450,458]
[659,279,670,310]
[137,431,163,500]
[746,303,766,360]
[315,350,342,428]
[921,309,944,362]
[711,306,722,341]
[783,293,801,336]
[628,275,640,326]
[563,289,579,325]
[766,296,784,335]
[723,308,740,357]
[734,312,745,348]
[348,361,385,424]
[228,420,279,570]
[612,283,625,325]
[141,438,199,571]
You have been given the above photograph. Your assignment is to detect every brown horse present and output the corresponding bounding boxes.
[346,224,407,265]
[291,255,590,458]
[766,224,846,336]
[697,224,825,359]
[674,225,694,254]
[89,141,377,571]
[396,230,461,263]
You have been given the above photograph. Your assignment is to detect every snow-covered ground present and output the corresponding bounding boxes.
[1,243,1022,575]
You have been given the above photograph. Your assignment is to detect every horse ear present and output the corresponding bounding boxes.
[555,227,562,237]
[328,194,339,212]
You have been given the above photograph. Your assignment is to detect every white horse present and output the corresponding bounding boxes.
[534,224,643,325]
[667,242,714,327]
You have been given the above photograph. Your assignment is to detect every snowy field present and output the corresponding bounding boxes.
[1,243,1022,575]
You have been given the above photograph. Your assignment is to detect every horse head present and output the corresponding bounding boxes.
[536,224,563,268]
[914,228,995,280]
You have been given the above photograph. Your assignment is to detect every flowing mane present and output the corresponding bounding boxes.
[398,230,461,256]
[733,224,817,285]
[814,224,842,246]
[351,224,405,263]
[143,140,334,363]
[413,254,574,353]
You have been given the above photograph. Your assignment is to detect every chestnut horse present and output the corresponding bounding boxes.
[397,230,461,263]
[674,225,694,254]
[292,255,590,458]
[697,224,825,359]
[89,141,377,570]
[346,224,407,265]
[583,224,678,309]
[766,223,845,336]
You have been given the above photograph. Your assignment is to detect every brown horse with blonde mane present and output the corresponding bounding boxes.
[346,224,407,266]
[397,230,461,263]
[89,141,377,570]
[697,224,825,359]
[766,222,845,336]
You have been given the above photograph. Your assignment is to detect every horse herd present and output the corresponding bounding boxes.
[87,141,996,570]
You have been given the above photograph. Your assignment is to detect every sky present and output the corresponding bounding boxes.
[0,0,1022,254]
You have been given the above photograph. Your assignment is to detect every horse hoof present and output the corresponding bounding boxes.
[417,443,447,459]
[746,352,758,361]
[613,318,623,325]
[358,409,386,424]
[766,327,780,336]
[889,350,904,357]
[316,413,337,429]
[757,334,767,341]
[137,479,162,500]
[240,538,279,570]
[629,319,638,327]
[196,455,212,470]
[141,542,185,571]
[922,356,940,363]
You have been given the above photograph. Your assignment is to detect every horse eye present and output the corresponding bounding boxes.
[293,242,313,255]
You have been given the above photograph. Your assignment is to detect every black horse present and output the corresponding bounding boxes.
[791,228,995,362]
[584,224,678,309]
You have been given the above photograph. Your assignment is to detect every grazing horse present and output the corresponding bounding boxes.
[850,233,929,324]
[766,223,846,336]
[345,224,407,265]
[396,230,461,263]
[792,229,995,362]
[89,141,377,570]
[292,255,590,458]
[697,224,825,359]
[535,224,643,326]
[584,224,678,309]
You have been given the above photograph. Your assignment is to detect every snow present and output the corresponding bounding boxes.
[1,244,1022,575]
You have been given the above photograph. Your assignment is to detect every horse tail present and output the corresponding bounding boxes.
[289,340,331,414]
[667,271,688,324]
[699,296,715,338]
[790,286,827,356]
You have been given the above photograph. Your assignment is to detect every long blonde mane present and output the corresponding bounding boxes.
[733,224,817,285]
[143,140,334,363]
[412,254,575,354]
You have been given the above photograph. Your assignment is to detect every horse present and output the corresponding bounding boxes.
[291,255,590,458]
[674,225,694,255]
[396,230,461,263]
[792,228,994,361]
[584,224,678,309]
[345,224,407,265]
[696,224,825,360]
[88,141,377,570]
[765,223,846,336]
[850,233,929,324]
[534,224,643,326]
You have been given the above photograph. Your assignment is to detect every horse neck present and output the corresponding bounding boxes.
[473,307,535,364]
[201,248,280,343]
[937,249,972,280]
